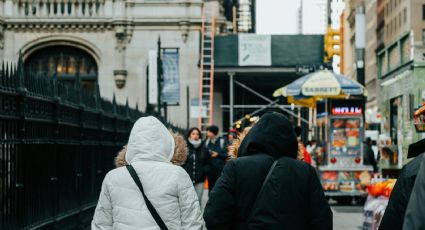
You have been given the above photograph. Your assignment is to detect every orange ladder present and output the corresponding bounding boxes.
[198,7,216,131]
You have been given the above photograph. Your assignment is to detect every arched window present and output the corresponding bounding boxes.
[24,45,98,91]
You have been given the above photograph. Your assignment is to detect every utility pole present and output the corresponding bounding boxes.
[157,36,163,115]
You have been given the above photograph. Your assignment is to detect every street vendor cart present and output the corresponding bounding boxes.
[319,99,373,200]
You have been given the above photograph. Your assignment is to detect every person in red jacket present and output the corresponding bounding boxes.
[295,126,312,165]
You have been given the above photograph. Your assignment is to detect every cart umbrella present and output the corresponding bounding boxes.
[273,70,367,108]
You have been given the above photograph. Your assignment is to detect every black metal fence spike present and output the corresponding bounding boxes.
[1,61,4,77]
[0,62,4,88]
[4,63,9,88]
[112,94,117,114]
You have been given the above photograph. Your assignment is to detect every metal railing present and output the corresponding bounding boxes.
[0,59,184,229]
[5,0,107,18]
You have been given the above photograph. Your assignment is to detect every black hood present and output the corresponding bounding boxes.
[408,138,425,158]
[238,113,298,159]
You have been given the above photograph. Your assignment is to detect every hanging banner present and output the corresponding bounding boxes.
[148,50,158,105]
[161,49,180,105]
[238,34,271,66]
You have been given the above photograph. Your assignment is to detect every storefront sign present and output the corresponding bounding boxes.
[332,106,363,115]
[238,34,271,66]
[190,98,207,119]
[330,100,364,116]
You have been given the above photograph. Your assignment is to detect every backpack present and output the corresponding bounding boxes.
[205,137,226,151]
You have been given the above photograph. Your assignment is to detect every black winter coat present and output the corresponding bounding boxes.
[205,137,228,173]
[364,144,378,172]
[183,142,210,184]
[203,113,332,230]
[403,154,425,230]
[379,139,425,230]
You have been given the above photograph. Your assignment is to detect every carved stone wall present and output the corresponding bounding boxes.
[1,0,208,128]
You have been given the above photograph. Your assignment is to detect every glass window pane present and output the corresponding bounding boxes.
[24,45,98,91]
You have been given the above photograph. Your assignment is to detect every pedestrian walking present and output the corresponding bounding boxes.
[205,125,227,191]
[295,126,312,165]
[182,127,210,206]
[306,140,317,156]
[92,116,203,230]
[203,113,332,230]
[363,137,378,172]
[379,138,425,230]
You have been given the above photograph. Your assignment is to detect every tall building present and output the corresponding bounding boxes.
[365,0,379,124]
[329,0,345,73]
[299,0,328,34]
[330,0,346,29]
[383,0,409,45]
[222,0,256,33]
[377,0,425,166]
[376,0,386,51]
[342,0,425,168]
[342,0,365,79]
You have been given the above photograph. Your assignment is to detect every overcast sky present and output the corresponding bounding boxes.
[256,0,301,35]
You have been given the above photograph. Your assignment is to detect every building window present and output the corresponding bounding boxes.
[423,4,425,20]
[423,29,425,45]
[24,45,98,91]
[393,19,396,34]
[404,8,407,24]
[391,20,393,35]
[390,97,402,145]
[386,3,388,16]
[386,24,389,38]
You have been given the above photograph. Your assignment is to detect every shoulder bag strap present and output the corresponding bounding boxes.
[248,159,279,221]
[126,165,169,230]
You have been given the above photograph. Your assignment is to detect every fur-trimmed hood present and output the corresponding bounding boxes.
[115,126,188,167]
[125,116,175,164]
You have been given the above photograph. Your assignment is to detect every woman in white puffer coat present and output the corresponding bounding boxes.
[92,116,204,230]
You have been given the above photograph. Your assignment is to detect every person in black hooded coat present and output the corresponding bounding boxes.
[403,153,425,230]
[379,138,425,230]
[203,113,332,230]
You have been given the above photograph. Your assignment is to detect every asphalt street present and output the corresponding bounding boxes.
[332,205,364,230]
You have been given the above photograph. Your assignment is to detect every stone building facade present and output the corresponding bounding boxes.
[0,0,225,128]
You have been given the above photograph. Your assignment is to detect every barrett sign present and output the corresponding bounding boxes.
[303,87,339,95]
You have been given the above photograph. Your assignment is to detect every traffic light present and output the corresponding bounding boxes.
[324,26,341,63]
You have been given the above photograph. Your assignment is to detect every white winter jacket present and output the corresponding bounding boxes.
[91,116,204,230]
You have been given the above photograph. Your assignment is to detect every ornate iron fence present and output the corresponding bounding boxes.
[0,60,184,229]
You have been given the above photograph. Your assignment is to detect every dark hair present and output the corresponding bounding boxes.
[187,127,203,140]
[364,137,373,145]
[294,126,302,137]
[206,125,219,135]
